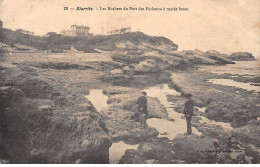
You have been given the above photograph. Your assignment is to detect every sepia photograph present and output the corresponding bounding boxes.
[0,0,259,164]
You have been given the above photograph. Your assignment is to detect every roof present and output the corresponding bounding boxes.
[71,24,90,29]
[16,29,34,34]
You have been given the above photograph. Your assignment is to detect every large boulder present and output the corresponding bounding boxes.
[172,134,216,163]
[228,52,255,61]
[137,139,177,162]
[182,49,204,55]
[110,69,123,75]
[0,66,112,163]
[0,86,25,107]
[115,95,168,120]
[119,149,146,164]
[102,105,159,142]
[203,50,235,65]
[133,59,160,74]
[205,101,258,127]
[2,97,112,164]
[231,120,260,148]
[119,141,182,164]
[182,50,219,65]
[14,76,57,99]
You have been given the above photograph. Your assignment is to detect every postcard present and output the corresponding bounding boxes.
[0,0,259,164]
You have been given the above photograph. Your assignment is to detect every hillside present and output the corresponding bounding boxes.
[0,28,47,50]
[0,29,256,73]
[0,30,258,164]
[46,32,178,53]
[0,30,178,52]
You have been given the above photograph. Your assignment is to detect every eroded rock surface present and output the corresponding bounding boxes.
[0,64,111,163]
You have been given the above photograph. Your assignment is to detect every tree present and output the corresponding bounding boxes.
[46,32,61,47]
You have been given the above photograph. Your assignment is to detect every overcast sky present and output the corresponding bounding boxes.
[0,0,259,57]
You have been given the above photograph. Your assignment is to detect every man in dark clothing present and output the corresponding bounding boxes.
[137,91,148,128]
[183,94,193,135]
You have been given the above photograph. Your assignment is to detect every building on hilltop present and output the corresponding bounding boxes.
[60,29,74,37]
[61,25,93,37]
[16,29,34,35]
[71,24,90,36]
[107,27,131,35]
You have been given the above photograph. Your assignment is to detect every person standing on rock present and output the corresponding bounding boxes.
[137,91,148,128]
[183,93,193,135]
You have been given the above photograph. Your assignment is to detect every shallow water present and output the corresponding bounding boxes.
[198,116,232,131]
[46,52,112,62]
[144,84,202,139]
[85,89,139,164]
[84,89,108,112]
[109,141,139,164]
[85,85,252,163]
[199,60,260,76]
[195,107,232,131]
[196,107,206,113]
[200,60,260,93]
[208,79,260,93]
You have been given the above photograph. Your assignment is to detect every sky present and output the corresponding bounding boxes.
[0,0,259,57]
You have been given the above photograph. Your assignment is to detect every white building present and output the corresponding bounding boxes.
[61,25,93,37]
[16,29,34,35]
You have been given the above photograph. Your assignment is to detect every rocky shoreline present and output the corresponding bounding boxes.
[0,32,259,164]
[0,55,112,163]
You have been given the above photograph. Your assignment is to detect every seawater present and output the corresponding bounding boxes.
[199,60,260,93]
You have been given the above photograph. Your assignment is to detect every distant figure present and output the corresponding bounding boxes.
[137,91,148,128]
[9,52,12,56]
[183,94,193,135]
